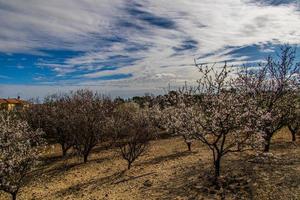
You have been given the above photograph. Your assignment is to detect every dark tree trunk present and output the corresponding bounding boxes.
[62,148,67,157]
[264,140,271,152]
[83,147,93,163]
[263,133,272,152]
[214,157,221,181]
[288,126,297,142]
[11,192,17,200]
[127,161,132,170]
[83,153,89,163]
[61,144,69,157]
[292,132,296,142]
[187,142,192,151]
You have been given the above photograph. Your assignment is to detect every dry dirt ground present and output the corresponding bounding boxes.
[1,128,300,200]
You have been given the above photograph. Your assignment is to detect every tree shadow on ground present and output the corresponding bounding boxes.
[89,154,113,164]
[143,150,300,200]
[137,151,197,167]
[31,154,113,185]
[249,158,300,200]
[29,161,83,186]
[40,154,67,164]
[141,160,209,200]
[54,170,159,199]
[37,153,75,170]
[54,170,127,198]
[92,144,120,154]
[113,172,156,185]
[141,157,257,200]
[269,140,298,152]
[39,143,116,168]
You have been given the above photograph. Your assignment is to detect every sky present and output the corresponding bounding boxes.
[0,0,300,99]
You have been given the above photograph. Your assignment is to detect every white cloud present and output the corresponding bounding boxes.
[0,84,165,100]
[0,0,123,53]
[0,0,300,98]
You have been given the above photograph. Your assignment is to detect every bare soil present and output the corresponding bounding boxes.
[1,128,300,200]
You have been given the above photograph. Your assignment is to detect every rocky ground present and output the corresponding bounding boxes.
[1,128,300,200]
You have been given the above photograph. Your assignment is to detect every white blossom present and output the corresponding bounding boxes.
[0,111,45,199]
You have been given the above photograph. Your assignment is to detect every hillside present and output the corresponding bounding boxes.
[1,128,299,200]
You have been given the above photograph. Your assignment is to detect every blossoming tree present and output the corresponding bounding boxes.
[0,111,45,200]
[68,90,114,163]
[237,46,300,151]
[286,92,300,141]
[23,94,73,157]
[161,89,197,151]
[109,102,157,169]
[162,64,262,182]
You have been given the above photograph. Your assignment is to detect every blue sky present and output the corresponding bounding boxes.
[0,0,300,98]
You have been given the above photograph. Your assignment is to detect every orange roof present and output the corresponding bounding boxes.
[6,98,22,104]
[0,98,29,104]
[0,99,7,104]
[18,99,29,104]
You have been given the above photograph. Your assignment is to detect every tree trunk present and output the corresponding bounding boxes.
[83,154,88,163]
[292,132,296,142]
[214,157,221,181]
[127,161,132,170]
[263,140,270,152]
[263,134,272,152]
[61,144,68,157]
[11,192,17,200]
[83,147,92,163]
[62,148,67,157]
[60,142,72,157]
[187,142,192,151]
[288,126,297,142]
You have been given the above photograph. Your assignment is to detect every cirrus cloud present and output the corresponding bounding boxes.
[0,0,300,98]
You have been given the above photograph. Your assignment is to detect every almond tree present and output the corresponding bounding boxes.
[0,111,45,200]
[69,90,114,163]
[43,94,74,156]
[161,90,197,151]
[23,95,74,157]
[109,102,156,169]
[237,46,300,151]
[162,64,262,182]
[286,92,300,141]
[287,110,300,142]
[162,103,195,152]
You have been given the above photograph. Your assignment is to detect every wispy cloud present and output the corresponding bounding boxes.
[0,75,10,79]
[0,0,300,98]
